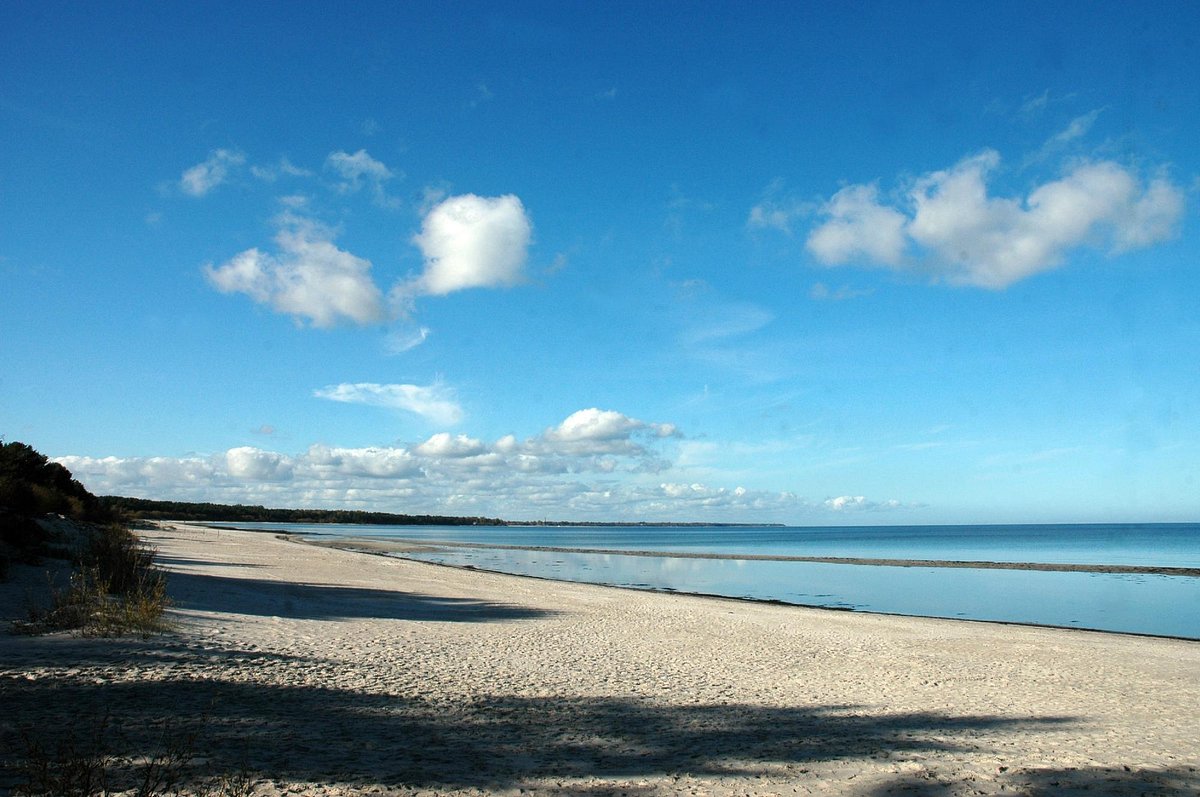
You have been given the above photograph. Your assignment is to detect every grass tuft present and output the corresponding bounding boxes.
[15,523,170,637]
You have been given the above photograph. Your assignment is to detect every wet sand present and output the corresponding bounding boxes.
[2,522,1198,795]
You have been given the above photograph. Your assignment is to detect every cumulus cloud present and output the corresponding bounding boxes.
[303,444,422,478]
[823,495,902,511]
[53,455,216,486]
[406,194,532,296]
[54,414,910,523]
[314,382,464,425]
[204,214,386,327]
[180,149,245,196]
[536,408,678,457]
[805,184,909,266]
[204,181,535,327]
[805,150,1185,288]
[414,433,487,458]
[225,447,294,481]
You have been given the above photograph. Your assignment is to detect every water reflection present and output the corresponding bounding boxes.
[403,547,1200,639]
[225,521,1200,567]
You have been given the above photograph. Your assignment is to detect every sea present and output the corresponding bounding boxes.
[203,522,1200,639]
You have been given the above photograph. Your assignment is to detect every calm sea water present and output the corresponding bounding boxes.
[208,522,1200,639]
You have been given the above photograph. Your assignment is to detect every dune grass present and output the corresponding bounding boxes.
[16,523,169,637]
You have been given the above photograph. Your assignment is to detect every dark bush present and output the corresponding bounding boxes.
[17,524,169,637]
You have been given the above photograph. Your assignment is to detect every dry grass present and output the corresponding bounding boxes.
[14,713,254,797]
[14,524,169,637]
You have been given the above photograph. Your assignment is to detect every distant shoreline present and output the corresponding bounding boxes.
[105,495,781,527]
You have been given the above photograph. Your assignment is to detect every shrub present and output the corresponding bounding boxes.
[0,510,53,566]
[16,524,169,637]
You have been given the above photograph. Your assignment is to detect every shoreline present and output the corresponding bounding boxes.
[5,522,1198,796]
[300,533,1200,577]
[309,536,1200,643]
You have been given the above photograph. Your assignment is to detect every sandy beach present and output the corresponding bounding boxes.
[3,523,1199,796]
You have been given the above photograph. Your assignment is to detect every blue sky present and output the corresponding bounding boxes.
[3,1,1198,524]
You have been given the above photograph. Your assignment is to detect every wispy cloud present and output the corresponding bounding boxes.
[808,282,873,301]
[314,381,464,425]
[325,149,399,207]
[384,325,431,354]
[803,149,1185,288]
[678,302,773,345]
[179,149,245,196]
[250,156,312,182]
[746,179,814,234]
[1023,108,1106,167]
[467,82,494,108]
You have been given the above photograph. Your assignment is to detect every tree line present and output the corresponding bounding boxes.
[100,496,506,526]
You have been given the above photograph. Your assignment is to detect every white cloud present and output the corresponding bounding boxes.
[204,213,386,327]
[225,447,294,481]
[1018,90,1050,118]
[384,325,430,354]
[54,413,911,523]
[747,200,807,233]
[303,444,422,478]
[314,381,464,425]
[251,157,313,182]
[180,149,245,196]
[54,455,216,486]
[406,194,532,296]
[546,408,644,443]
[535,408,677,457]
[806,184,908,266]
[325,149,398,206]
[1050,109,1103,146]
[414,433,488,458]
[680,302,773,345]
[823,495,902,511]
[809,282,872,301]
[805,150,1185,288]
[1113,175,1186,251]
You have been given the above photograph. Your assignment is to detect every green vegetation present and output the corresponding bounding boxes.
[1,440,168,636]
[16,522,170,637]
[102,495,505,526]
[0,441,108,521]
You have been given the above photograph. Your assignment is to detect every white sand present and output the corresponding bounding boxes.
[3,522,1199,796]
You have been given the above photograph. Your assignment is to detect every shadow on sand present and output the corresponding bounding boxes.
[4,561,1196,796]
[162,569,554,623]
[1,648,1083,793]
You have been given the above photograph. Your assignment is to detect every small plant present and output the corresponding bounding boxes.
[14,714,256,797]
[16,713,114,797]
[16,524,170,637]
